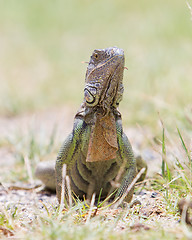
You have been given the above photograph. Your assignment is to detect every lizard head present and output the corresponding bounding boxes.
[84,47,125,114]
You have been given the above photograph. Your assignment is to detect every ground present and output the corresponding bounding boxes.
[0,107,191,239]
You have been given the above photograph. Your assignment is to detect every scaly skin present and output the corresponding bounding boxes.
[35,47,147,203]
[55,114,136,202]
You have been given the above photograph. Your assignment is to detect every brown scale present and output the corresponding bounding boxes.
[86,112,118,162]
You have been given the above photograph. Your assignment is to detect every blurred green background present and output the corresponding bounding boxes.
[0,0,191,130]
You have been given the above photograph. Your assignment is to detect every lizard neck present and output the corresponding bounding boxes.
[75,101,121,125]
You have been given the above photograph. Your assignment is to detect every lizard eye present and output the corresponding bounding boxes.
[84,87,97,105]
[94,53,98,59]
[84,89,95,104]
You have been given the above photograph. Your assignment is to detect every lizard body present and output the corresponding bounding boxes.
[35,47,147,203]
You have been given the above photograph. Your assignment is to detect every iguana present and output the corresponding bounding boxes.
[35,47,147,203]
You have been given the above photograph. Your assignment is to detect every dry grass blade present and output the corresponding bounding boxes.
[24,155,34,185]
[59,164,67,215]
[86,193,96,224]
[66,175,72,208]
[112,168,146,208]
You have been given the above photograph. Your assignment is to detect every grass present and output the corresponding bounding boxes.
[0,0,191,128]
[0,111,191,239]
[0,0,192,239]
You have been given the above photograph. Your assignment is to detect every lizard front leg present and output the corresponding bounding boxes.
[55,133,74,203]
[34,133,74,195]
[115,122,137,203]
[55,119,85,203]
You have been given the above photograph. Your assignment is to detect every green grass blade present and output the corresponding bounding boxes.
[97,188,103,207]
[177,127,191,164]
[162,126,166,178]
